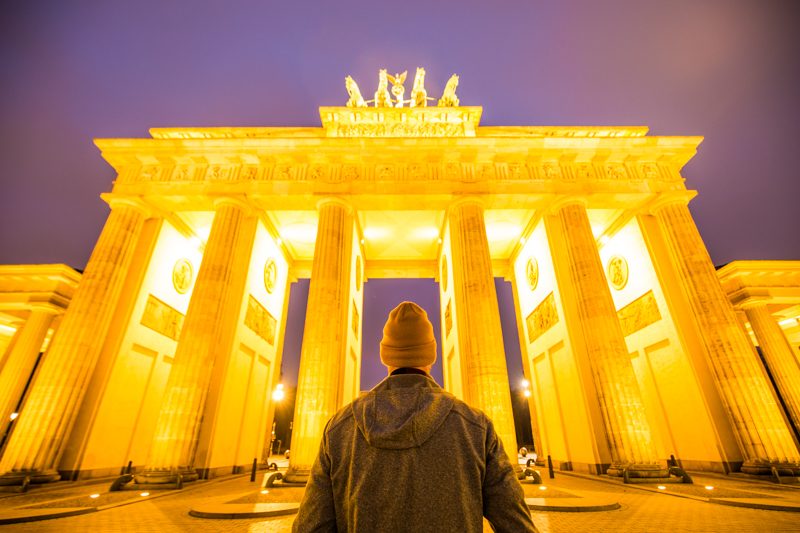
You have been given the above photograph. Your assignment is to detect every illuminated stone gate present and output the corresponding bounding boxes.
[0,71,798,486]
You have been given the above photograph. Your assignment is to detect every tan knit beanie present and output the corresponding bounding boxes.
[380,301,437,368]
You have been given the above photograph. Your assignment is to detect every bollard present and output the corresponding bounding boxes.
[126,460,133,474]
[250,458,258,482]
[547,455,555,479]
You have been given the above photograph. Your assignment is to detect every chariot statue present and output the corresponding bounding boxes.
[410,67,429,107]
[344,76,367,108]
[438,74,460,107]
[374,69,393,108]
[387,71,408,108]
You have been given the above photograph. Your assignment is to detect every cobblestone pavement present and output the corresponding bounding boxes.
[2,471,799,532]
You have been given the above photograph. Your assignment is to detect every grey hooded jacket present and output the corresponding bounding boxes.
[292,372,537,532]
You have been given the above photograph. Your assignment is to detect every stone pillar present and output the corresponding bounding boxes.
[137,198,257,485]
[0,309,56,437]
[447,199,518,455]
[743,302,800,441]
[285,199,354,483]
[0,202,148,484]
[545,200,665,477]
[652,201,800,472]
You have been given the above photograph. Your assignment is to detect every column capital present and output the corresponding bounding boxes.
[26,304,63,316]
[544,196,588,215]
[315,196,353,213]
[448,196,485,211]
[102,194,154,218]
[643,191,696,215]
[738,297,771,311]
[212,195,256,215]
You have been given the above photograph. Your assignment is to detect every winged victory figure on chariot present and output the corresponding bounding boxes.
[345,68,460,108]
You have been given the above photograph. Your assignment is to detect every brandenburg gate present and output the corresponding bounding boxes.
[0,69,798,487]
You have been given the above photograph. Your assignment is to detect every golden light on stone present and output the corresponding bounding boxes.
[607,255,628,290]
[172,258,193,294]
[657,485,666,490]
[526,258,539,291]
[89,493,100,498]
[1,70,798,489]
[263,259,278,294]
[440,256,448,292]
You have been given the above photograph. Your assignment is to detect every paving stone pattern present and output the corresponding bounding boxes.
[2,473,799,532]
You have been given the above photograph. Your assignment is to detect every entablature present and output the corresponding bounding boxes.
[0,264,82,313]
[718,261,800,307]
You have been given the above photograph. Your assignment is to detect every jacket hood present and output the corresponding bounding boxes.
[352,374,455,450]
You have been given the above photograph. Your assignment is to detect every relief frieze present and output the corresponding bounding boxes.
[124,160,681,184]
[526,292,559,344]
[244,295,277,345]
[617,290,662,337]
[141,294,185,341]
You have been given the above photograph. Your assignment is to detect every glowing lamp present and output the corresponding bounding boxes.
[272,387,285,401]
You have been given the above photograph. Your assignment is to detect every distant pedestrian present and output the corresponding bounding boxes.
[293,301,537,532]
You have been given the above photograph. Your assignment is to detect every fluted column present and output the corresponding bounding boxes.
[0,309,56,438]
[137,198,257,484]
[743,303,800,442]
[653,201,800,472]
[448,199,518,455]
[0,201,148,484]
[546,200,665,477]
[285,199,354,483]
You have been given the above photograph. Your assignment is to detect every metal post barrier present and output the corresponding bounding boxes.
[250,458,258,482]
[547,455,555,479]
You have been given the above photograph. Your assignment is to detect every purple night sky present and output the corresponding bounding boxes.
[1,1,799,389]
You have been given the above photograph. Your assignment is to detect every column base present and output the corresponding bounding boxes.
[606,463,669,478]
[133,468,199,486]
[282,465,310,485]
[740,460,800,477]
[0,469,60,486]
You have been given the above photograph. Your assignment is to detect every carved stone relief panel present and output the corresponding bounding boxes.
[352,300,360,339]
[526,292,558,344]
[244,295,277,345]
[445,299,453,338]
[172,258,194,294]
[617,290,661,336]
[607,255,629,291]
[141,294,185,341]
[441,256,448,292]
[526,258,539,292]
[264,259,278,294]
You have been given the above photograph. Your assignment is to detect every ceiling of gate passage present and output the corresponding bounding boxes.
[177,209,625,273]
